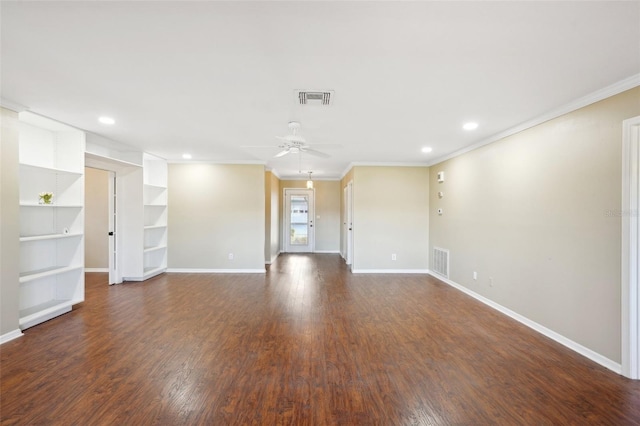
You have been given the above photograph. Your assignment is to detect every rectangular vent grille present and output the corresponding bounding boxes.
[297,90,333,106]
[433,247,450,278]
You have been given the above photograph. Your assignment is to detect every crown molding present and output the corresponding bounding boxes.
[427,73,640,167]
[168,159,267,165]
[0,98,27,112]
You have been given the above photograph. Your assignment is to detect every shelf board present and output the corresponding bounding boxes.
[19,162,83,176]
[143,266,166,279]
[19,299,75,329]
[144,183,167,190]
[144,245,167,253]
[144,225,167,230]
[20,203,83,208]
[20,233,83,242]
[144,204,167,208]
[19,265,83,283]
[85,151,142,169]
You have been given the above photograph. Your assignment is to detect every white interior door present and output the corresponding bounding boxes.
[284,189,315,253]
[346,181,353,265]
[108,171,117,284]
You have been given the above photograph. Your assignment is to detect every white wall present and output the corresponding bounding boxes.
[429,87,640,363]
[168,164,265,270]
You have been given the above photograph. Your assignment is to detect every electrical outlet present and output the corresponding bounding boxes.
[228,253,234,260]
[473,271,477,280]
[391,253,397,261]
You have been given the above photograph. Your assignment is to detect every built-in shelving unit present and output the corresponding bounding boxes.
[122,153,168,281]
[142,155,168,280]
[18,112,85,330]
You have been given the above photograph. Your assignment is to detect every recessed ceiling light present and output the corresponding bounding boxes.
[98,116,115,125]
[421,147,433,153]
[463,122,478,131]
[182,153,192,160]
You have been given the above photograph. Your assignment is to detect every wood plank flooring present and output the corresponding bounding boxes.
[2,253,640,425]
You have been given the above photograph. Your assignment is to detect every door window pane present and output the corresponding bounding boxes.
[290,196,308,245]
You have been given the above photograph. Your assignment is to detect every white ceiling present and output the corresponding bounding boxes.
[2,1,639,179]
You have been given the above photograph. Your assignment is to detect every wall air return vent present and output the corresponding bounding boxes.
[432,247,450,279]
[296,90,334,106]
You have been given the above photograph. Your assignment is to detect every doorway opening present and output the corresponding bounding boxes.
[284,188,315,253]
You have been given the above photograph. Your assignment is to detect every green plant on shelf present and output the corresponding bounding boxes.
[38,192,54,204]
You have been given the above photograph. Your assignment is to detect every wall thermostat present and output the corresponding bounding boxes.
[437,171,445,183]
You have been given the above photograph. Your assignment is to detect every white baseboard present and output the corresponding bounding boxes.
[167,268,266,274]
[352,269,430,274]
[85,268,108,272]
[429,272,622,374]
[0,329,23,344]
[314,250,341,254]
[265,252,281,265]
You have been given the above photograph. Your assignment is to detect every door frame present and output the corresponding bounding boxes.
[283,188,315,253]
[345,180,353,266]
[107,171,117,284]
[622,115,640,378]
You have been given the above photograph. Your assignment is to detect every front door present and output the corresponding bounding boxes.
[284,189,315,253]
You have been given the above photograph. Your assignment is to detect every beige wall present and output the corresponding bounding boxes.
[85,168,109,269]
[279,180,341,253]
[430,87,640,363]
[352,166,430,271]
[264,171,280,263]
[168,164,265,270]
[0,107,20,336]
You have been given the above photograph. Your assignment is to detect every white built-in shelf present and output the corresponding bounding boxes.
[143,266,166,280]
[20,163,83,176]
[20,203,83,208]
[144,225,167,230]
[85,151,142,169]
[20,233,83,242]
[144,204,167,208]
[144,245,167,253]
[18,111,85,330]
[19,300,74,329]
[143,183,167,190]
[19,265,83,284]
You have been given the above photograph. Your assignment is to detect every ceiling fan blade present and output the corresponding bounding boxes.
[276,135,306,143]
[274,149,291,158]
[301,147,330,158]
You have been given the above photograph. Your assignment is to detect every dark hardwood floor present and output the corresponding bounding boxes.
[2,254,640,425]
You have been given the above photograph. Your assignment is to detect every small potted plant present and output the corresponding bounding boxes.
[38,191,54,205]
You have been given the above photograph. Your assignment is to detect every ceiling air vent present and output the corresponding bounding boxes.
[296,90,334,106]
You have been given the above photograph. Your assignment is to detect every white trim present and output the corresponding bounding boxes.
[0,97,27,112]
[352,269,430,274]
[430,272,622,374]
[265,252,281,265]
[167,160,266,165]
[0,329,24,344]
[314,250,341,254]
[167,268,266,274]
[428,73,640,167]
[85,268,109,273]
[622,115,640,379]
[266,168,282,180]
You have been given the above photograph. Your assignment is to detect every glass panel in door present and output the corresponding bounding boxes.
[290,195,309,245]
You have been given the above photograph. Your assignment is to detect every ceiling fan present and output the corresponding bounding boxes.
[243,121,333,158]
